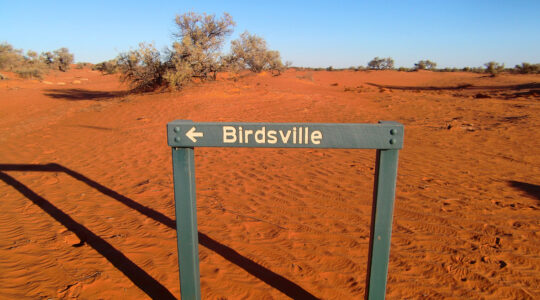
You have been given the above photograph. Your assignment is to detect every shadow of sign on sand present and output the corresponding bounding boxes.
[508,180,540,201]
[0,163,318,299]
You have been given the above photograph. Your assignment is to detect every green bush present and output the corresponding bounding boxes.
[0,42,23,70]
[0,45,48,79]
[93,59,118,74]
[117,43,166,92]
[514,62,540,74]
[76,62,91,69]
[0,43,77,78]
[116,12,235,91]
[53,48,74,71]
[367,57,394,70]
[168,12,235,83]
[229,31,286,74]
[117,11,293,91]
[484,61,504,77]
[414,60,437,70]
[18,50,49,78]
[40,51,54,67]
[39,48,74,72]
[14,66,46,79]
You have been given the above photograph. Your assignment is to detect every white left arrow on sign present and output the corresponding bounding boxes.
[186,126,204,142]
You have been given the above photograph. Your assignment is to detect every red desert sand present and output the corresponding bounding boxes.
[0,67,538,299]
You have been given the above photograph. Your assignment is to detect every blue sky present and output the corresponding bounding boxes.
[1,0,539,68]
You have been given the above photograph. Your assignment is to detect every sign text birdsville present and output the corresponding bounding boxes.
[222,126,323,145]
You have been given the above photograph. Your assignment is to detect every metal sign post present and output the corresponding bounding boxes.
[167,120,403,300]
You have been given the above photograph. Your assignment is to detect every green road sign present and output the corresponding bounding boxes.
[168,120,403,300]
[167,121,403,149]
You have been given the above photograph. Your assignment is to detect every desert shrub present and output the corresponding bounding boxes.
[0,43,77,78]
[0,45,48,79]
[93,59,118,74]
[40,51,54,67]
[53,48,74,71]
[356,66,367,71]
[39,48,74,71]
[514,62,540,74]
[117,43,166,92]
[229,31,286,75]
[464,67,484,73]
[0,42,24,70]
[17,50,49,78]
[484,61,504,77]
[118,11,291,91]
[167,11,235,84]
[397,67,412,72]
[367,57,394,70]
[414,59,437,70]
[76,62,91,69]
[14,67,45,79]
[218,53,242,74]
[438,67,459,72]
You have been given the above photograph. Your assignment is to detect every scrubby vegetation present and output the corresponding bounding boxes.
[92,59,118,74]
[414,60,437,70]
[116,43,166,92]
[484,61,504,77]
[229,31,288,75]
[116,12,286,92]
[514,62,540,74]
[165,12,235,89]
[367,57,394,70]
[53,48,74,71]
[75,62,91,69]
[3,27,539,86]
[0,42,74,79]
[294,60,539,75]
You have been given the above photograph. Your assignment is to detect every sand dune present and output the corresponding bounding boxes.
[0,68,538,299]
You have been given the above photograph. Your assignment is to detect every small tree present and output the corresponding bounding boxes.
[229,31,286,74]
[40,51,54,67]
[0,43,50,79]
[0,42,23,70]
[117,43,166,92]
[514,62,540,74]
[484,61,504,77]
[53,48,74,71]
[414,59,437,70]
[168,11,235,83]
[367,57,394,70]
[93,59,118,74]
